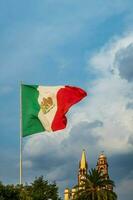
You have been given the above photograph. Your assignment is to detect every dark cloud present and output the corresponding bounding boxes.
[24,138,133,199]
[109,152,133,182]
[23,120,103,195]
[0,151,19,184]
[62,120,103,146]
[118,189,133,200]
[24,122,133,199]
[115,43,133,82]
[97,152,133,200]
[126,102,133,109]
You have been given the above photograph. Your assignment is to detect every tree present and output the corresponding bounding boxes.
[19,185,33,200]
[2,184,19,200]
[0,177,62,200]
[30,176,61,200]
[0,182,5,200]
[74,168,117,200]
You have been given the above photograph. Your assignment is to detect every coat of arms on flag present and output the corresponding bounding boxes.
[22,84,87,137]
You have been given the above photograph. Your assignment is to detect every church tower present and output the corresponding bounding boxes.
[78,149,88,185]
[64,150,114,200]
[96,152,113,190]
[96,152,109,179]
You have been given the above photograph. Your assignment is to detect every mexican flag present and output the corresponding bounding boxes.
[22,84,87,137]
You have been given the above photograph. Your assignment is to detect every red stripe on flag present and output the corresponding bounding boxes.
[51,86,87,131]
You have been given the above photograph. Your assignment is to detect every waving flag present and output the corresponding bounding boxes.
[22,85,87,137]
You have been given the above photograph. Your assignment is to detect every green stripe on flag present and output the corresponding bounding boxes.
[22,85,45,137]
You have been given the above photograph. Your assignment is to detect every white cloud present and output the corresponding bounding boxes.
[84,32,133,154]
[89,32,133,76]
[23,129,69,158]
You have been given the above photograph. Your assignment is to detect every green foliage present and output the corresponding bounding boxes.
[30,176,61,200]
[74,168,117,200]
[0,177,62,200]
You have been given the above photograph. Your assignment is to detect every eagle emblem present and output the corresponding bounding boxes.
[40,97,55,114]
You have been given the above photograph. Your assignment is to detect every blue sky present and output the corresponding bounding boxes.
[0,0,133,199]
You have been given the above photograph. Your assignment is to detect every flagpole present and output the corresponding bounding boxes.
[20,82,22,185]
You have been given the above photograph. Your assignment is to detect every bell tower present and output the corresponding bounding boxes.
[96,152,109,179]
[96,152,113,190]
[78,149,88,185]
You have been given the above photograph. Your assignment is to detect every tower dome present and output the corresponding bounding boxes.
[99,152,106,159]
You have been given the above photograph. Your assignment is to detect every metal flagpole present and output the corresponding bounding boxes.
[20,82,22,185]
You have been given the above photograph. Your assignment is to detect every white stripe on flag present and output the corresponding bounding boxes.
[37,86,64,131]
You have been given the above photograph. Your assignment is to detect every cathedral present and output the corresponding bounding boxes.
[64,150,113,200]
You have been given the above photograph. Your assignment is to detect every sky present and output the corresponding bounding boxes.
[0,0,133,199]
